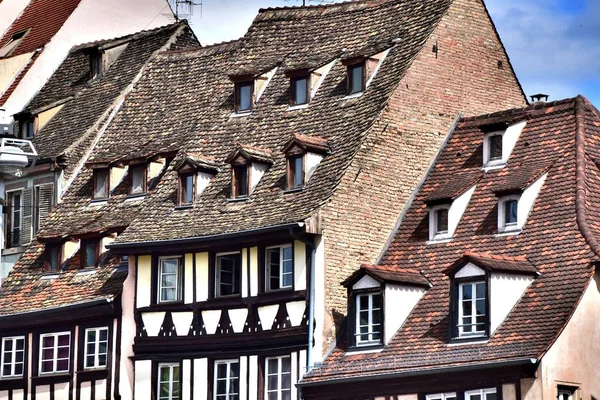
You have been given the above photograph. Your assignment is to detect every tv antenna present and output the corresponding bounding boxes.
[170,0,202,21]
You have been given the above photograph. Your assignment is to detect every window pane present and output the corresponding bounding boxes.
[350,64,364,93]
[293,156,303,187]
[476,299,485,315]
[489,135,502,160]
[94,170,108,198]
[235,166,248,197]
[218,254,240,296]
[131,166,145,194]
[462,284,472,300]
[293,78,308,105]
[85,243,97,267]
[476,283,486,299]
[436,208,449,233]
[504,199,518,224]
[238,83,252,111]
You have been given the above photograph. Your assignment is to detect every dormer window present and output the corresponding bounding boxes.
[93,169,109,200]
[290,76,309,106]
[174,154,219,206]
[0,29,29,58]
[19,118,35,139]
[432,206,449,237]
[81,239,99,268]
[129,164,147,196]
[488,134,502,161]
[457,281,487,338]
[90,50,104,79]
[232,164,249,198]
[426,182,477,243]
[235,81,253,113]
[482,120,527,168]
[287,155,304,190]
[343,49,391,97]
[179,173,195,206]
[45,244,62,272]
[282,134,329,191]
[348,63,365,95]
[355,292,383,346]
[225,146,272,199]
[499,196,519,232]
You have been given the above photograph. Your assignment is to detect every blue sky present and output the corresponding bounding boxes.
[188,0,600,105]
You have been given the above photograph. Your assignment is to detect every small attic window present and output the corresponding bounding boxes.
[90,50,104,79]
[348,63,365,95]
[45,244,62,272]
[232,164,249,199]
[429,205,450,241]
[179,174,195,206]
[81,239,100,268]
[344,49,391,97]
[290,76,309,106]
[0,29,29,58]
[19,117,35,139]
[498,195,520,233]
[235,81,253,113]
[488,134,502,161]
[92,168,109,200]
[482,120,527,169]
[129,164,147,196]
[287,155,304,189]
[282,135,328,191]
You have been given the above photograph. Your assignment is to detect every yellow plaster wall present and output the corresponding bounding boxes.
[0,52,33,95]
[136,255,152,308]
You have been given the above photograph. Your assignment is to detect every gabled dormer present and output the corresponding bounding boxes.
[281,134,329,191]
[445,252,539,342]
[341,47,391,97]
[86,42,128,80]
[225,145,273,200]
[481,120,527,170]
[229,65,278,114]
[342,265,430,350]
[173,154,219,206]
[284,57,337,108]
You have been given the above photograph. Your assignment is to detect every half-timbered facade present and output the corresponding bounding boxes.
[300,96,600,400]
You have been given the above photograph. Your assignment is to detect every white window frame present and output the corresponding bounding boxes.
[265,355,292,400]
[557,386,578,400]
[355,292,383,346]
[157,363,180,400]
[457,281,487,338]
[83,327,108,370]
[214,359,240,400]
[39,332,70,375]
[464,388,497,399]
[215,252,241,297]
[1,336,25,378]
[483,131,505,168]
[265,244,294,291]
[425,393,457,400]
[429,204,451,241]
[158,257,182,303]
[497,195,521,233]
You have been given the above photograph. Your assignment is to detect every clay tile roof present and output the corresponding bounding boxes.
[492,160,553,195]
[225,145,274,165]
[282,134,330,154]
[342,264,431,288]
[444,252,539,275]
[424,171,482,203]
[301,96,600,385]
[174,153,220,173]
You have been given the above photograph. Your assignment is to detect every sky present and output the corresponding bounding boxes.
[184,0,600,105]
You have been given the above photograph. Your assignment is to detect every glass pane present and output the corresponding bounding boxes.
[160,382,170,397]
[372,294,382,309]
[236,167,248,196]
[15,351,24,363]
[87,329,96,342]
[230,377,239,394]
[42,336,54,348]
[359,310,369,326]
[184,175,194,204]
[476,283,486,299]
[267,376,278,391]
[2,365,10,376]
[57,347,69,359]
[162,288,176,301]
[282,374,291,389]
[216,379,226,394]
[57,359,68,371]
[3,352,11,363]
[86,355,95,368]
[489,135,502,160]
[267,358,278,374]
[350,64,364,93]
[268,393,277,400]
[160,366,170,381]
[99,329,108,341]
[476,299,486,315]
[282,274,293,288]
[41,360,53,373]
[15,364,23,376]
[462,284,472,300]
[294,78,308,104]
[231,362,239,378]
[283,259,293,274]
[436,209,449,233]
[282,390,291,400]
[99,342,107,354]
[359,295,369,311]
[505,200,518,224]
[42,348,54,360]
[162,259,178,274]
[94,170,108,198]
[238,84,252,111]
[281,357,291,373]
[87,343,96,354]
[486,394,497,400]
[16,339,24,351]
[462,301,472,316]
[131,167,145,194]
[470,396,482,400]
[99,354,107,366]
[4,340,12,351]
[85,243,97,266]
[293,156,303,187]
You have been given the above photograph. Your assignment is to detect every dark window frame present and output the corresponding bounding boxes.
[231,164,249,199]
[178,173,196,206]
[214,252,242,298]
[286,154,305,190]
[347,62,366,95]
[347,287,384,350]
[129,164,147,196]
[449,274,491,341]
[92,168,110,200]
[45,244,62,272]
[80,239,100,269]
[290,75,310,106]
[234,81,254,113]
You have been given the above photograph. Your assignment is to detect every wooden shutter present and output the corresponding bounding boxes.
[20,188,33,246]
[36,184,54,233]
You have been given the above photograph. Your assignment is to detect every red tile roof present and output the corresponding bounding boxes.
[444,252,539,275]
[342,264,431,288]
[301,96,600,384]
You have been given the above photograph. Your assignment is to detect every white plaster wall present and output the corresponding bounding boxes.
[80,382,91,400]
[448,184,476,236]
[196,252,209,301]
[0,0,30,36]
[196,171,213,198]
[239,356,248,400]
[490,272,533,334]
[1,0,174,121]
[305,152,324,183]
[193,358,208,400]
[352,274,380,290]
[294,240,306,291]
[241,247,249,298]
[182,360,191,400]
[250,162,268,193]
[136,255,152,308]
[248,355,258,400]
[523,273,600,400]
[384,284,425,344]
[134,360,152,400]
[502,120,527,163]
[455,262,485,278]
[517,173,547,230]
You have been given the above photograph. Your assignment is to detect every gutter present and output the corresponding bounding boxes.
[107,222,304,253]
[297,358,537,388]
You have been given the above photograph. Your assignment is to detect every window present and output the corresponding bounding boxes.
[179,174,195,206]
[265,356,291,400]
[215,253,241,297]
[1,336,25,378]
[457,281,487,338]
[6,191,21,248]
[557,385,578,400]
[348,63,365,94]
[158,363,180,400]
[483,132,505,167]
[90,51,104,79]
[19,119,35,139]
[34,183,54,234]
[266,245,293,291]
[426,394,457,400]
[81,240,99,268]
[39,332,70,374]
[488,134,502,161]
[130,164,147,195]
[232,165,248,199]
[93,169,109,200]
[464,388,497,400]
[46,245,61,271]
[235,81,253,113]
[158,257,182,303]
[354,292,382,346]
[0,30,28,58]
[429,205,450,241]
[84,327,108,369]
[214,360,239,400]
[290,76,309,106]
[287,155,304,190]
[498,196,520,233]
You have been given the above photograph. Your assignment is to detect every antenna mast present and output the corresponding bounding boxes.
[172,0,202,22]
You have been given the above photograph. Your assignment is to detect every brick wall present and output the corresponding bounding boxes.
[317,0,527,354]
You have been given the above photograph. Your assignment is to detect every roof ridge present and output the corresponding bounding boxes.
[257,0,393,15]
[158,38,243,58]
[459,97,577,124]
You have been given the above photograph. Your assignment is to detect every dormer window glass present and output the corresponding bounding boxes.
[287,155,304,189]
[232,165,249,198]
[179,174,195,206]
[81,240,99,268]
[429,204,451,241]
[129,164,146,195]
[488,134,502,161]
[498,195,520,233]
[435,208,449,235]
[19,119,35,139]
[457,281,487,338]
[503,199,518,226]
[90,51,104,79]
[93,169,109,200]
[235,82,253,113]
[348,63,365,94]
[355,292,382,346]
[46,245,61,271]
[291,76,309,106]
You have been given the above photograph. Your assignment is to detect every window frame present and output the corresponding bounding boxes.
[92,168,110,200]
[352,290,383,347]
[129,164,147,196]
[231,164,249,199]
[45,244,62,272]
[265,244,294,292]
[213,359,240,400]
[214,252,242,298]
[178,173,196,206]
[80,239,100,269]
[157,256,183,304]
[38,331,71,375]
[557,385,579,400]
[157,362,181,400]
[423,387,499,400]
[452,277,489,340]
[264,355,292,400]
[1,336,25,379]
[483,131,505,167]
[498,195,520,233]
[6,189,22,249]
[425,393,457,400]
[19,118,35,139]
[429,204,451,241]
[464,388,497,400]
[290,75,310,106]
[286,154,305,190]
[90,50,104,80]
[234,81,254,113]
[83,327,109,370]
[347,62,366,95]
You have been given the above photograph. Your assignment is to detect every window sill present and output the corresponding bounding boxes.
[482,162,506,172]
[342,92,364,100]
[32,373,71,383]
[2,246,26,256]
[283,187,303,194]
[345,343,384,354]
[227,197,248,203]
[427,237,452,245]
[89,199,108,206]
[496,229,521,237]
[229,111,252,118]
[174,205,193,210]
[448,336,489,346]
[77,368,108,380]
[125,194,146,202]
[287,104,309,111]
[76,268,97,276]
[41,272,60,280]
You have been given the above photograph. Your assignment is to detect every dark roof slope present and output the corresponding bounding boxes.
[301,96,600,384]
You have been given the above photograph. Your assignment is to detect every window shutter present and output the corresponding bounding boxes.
[37,184,54,232]
[20,188,33,246]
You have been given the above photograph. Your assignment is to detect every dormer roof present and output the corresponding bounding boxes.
[424,171,482,204]
[492,161,553,196]
[282,134,329,155]
[225,145,274,165]
[174,153,220,173]
[228,61,280,81]
[342,264,430,288]
[444,252,539,276]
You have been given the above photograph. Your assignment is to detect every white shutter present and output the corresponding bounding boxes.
[35,184,54,233]
[20,188,33,246]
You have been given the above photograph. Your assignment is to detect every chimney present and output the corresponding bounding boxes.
[530,93,549,103]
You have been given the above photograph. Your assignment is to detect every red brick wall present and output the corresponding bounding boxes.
[317,0,527,355]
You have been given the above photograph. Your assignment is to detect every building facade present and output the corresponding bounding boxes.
[300,96,600,400]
